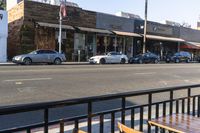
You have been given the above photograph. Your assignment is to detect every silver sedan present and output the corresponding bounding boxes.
[12,49,66,65]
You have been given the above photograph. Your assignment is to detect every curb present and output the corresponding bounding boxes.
[0,63,16,66]
[0,62,90,66]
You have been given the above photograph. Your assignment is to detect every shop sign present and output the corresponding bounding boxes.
[109,24,122,31]
[147,23,173,36]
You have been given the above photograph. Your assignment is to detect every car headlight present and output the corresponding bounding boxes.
[15,56,22,60]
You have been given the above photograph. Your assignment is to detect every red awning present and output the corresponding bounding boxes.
[180,44,200,50]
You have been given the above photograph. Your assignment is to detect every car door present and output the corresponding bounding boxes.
[45,50,57,63]
[143,53,150,63]
[106,53,114,63]
[30,50,45,63]
[111,52,120,63]
[42,50,53,63]
[116,53,122,63]
[35,50,49,63]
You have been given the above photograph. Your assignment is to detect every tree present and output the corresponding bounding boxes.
[0,0,6,10]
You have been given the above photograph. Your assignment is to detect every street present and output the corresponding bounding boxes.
[1,63,200,130]
[0,63,200,106]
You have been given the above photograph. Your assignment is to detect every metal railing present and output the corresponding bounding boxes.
[1,84,200,133]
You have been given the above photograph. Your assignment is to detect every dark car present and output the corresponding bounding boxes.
[166,51,191,63]
[129,52,160,64]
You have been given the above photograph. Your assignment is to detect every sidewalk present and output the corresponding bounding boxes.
[0,62,90,66]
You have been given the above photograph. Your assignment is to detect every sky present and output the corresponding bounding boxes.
[68,0,200,28]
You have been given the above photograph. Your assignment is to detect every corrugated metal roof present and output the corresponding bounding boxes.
[146,35,185,42]
[113,30,141,37]
[37,22,74,30]
[77,27,113,34]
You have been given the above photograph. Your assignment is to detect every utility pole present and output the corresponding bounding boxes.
[143,0,148,53]
[58,10,62,53]
[58,0,67,53]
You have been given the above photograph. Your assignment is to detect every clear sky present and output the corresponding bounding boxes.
[68,0,200,28]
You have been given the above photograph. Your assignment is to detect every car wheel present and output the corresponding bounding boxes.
[154,59,159,64]
[54,58,62,65]
[175,58,180,63]
[139,59,143,64]
[100,58,106,64]
[186,59,190,63]
[23,58,32,65]
[120,58,126,64]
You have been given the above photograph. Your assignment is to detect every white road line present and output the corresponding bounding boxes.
[134,72,156,75]
[3,78,52,82]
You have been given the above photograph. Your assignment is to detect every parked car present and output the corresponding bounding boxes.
[165,51,191,63]
[129,52,160,64]
[12,49,66,65]
[89,51,128,64]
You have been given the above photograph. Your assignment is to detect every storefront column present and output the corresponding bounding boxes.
[94,34,97,56]
[160,42,163,60]
[131,37,134,57]
[177,42,180,52]
[123,36,126,54]
[114,36,117,52]
[104,36,107,53]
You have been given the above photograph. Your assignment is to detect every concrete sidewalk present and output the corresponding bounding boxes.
[0,62,90,66]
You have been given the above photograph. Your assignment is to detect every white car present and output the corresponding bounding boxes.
[89,52,128,64]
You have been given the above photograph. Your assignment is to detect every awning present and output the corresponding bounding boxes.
[145,34,185,42]
[113,30,141,37]
[37,22,75,30]
[181,42,200,49]
[188,42,200,47]
[77,27,113,34]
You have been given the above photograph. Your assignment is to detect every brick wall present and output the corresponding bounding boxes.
[24,1,96,28]
[8,1,24,58]
[8,0,97,58]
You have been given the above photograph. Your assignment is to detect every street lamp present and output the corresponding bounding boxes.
[143,0,148,53]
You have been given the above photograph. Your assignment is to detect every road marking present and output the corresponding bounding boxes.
[173,75,181,78]
[15,82,23,85]
[17,87,36,92]
[3,78,52,82]
[160,81,168,85]
[134,72,156,75]
[184,79,190,83]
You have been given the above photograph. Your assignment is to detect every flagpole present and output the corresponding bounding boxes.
[59,7,62,53]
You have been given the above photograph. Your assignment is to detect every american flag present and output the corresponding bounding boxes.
[60,0,67,18]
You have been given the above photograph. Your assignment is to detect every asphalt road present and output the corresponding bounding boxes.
[1,63,200,106]
[1,63,200,130]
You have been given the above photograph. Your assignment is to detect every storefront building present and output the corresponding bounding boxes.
[179,27,200,59]
[96,13,141,58]
[0,9,8,62]
[134,19,185,59]
[7,0,200,61]
[8,0,98,61]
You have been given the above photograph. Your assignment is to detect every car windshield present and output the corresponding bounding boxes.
[29,51,37,54]
[135,54,143,58]
[174,53,180,56]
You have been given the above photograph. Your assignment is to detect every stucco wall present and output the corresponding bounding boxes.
[0,10,8,62]
[180,27,200,42]
[96,13,134,32]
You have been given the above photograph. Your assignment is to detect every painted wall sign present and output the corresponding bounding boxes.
[147,23,173,36]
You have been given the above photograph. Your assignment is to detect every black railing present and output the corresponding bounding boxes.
[1,84,200,133]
